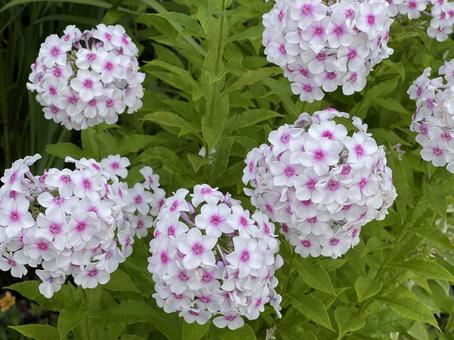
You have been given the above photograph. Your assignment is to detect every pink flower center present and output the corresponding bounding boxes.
[60,175,71,184]
[354,144,364,157]
[301,240,311,248]
[284,165,296,178]
[106,98,114,108]
[82,178,91,189]
[37,241,49,251]
[104,32,112,41]
[307,216,317,224]
[160,251,169,264]
[322,130,333,139]
[301,3,313,16]
[359,178,368,189]
[170,200,179,212]
[280,132,291,144]
[327,179,340,191]
[347,48,357,60]
[433,147,443,156]
[329,238,340,246]
[134,195,143,205]
[76,221,87,232]
[316,52,326,61]
[240,216,248,227]
[313,149,326,161]
[87,53,97,62]
[167,225,176,237]
[202,271,213,283]
[333,25,345,37]
[303,84,313,93]
[83,79,93,89]
[7,258,16,267]
[10,210,20,222]
[50,46,60,57]
[306,178,317,191]
[225,314,237,321]
[178,270,189,281]
[111,161,120,170]
[49,223,62,235]
[209,214,223,226]
[367,14,376,26]
[104,61,114,71]
[240,250,250,263]
[68,95,78,105]
[326,72,336,80]
[278,43,286,56]
[191,242,204,256]
[87,268,98,277]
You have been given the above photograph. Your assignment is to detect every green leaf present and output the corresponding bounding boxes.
[369,97,408,115]
[144,60,202,100]
[103,269,140,293]
[377,291,439,328]
[117,135,156,154]
[291,295,334,331]
[58,305,88,338]
[202,93,229,150]
[46,143,86,160]
[334,307,365,338]
[182,322,210,340]
[228,109,281,130]
[293,260,336,295]
[94,300,180,340]
[412,227,454,250]
[8,324,59,340]
[388,259,454,282]
[423,181,447,216]
[224,68,281,94]
[187,153,209,173]
[354,276,382,302]
[143,111,194,136]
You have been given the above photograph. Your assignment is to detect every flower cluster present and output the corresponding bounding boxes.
[387,0,454,41]
[262,0,394,102]
[0,154,165,298]
[27,24,145,130]
[243,108,397,258]
[148,185,282,330]
[408,59,454,173]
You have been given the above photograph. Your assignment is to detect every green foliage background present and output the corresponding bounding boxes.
[1,0,454,339]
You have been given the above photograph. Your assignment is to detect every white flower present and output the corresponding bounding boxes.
[27,24,145,130]
[0,154,164,297]
[263,0,394,101]
[409,61,454,173]
[243,108,397,259]
[148,186,281,328]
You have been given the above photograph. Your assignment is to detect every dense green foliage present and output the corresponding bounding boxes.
[1,0,454,339]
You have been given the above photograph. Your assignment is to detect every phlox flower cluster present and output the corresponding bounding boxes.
[387,0,454,41]
[408,59,454,173]
[262,0,394,102]
[243,108,397,258]
[148,185,282,330]
[0,154,165,298]
[27,24,145,130]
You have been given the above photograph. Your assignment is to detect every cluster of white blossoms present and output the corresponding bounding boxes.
[27,24,145,130]
[408,59,454,173]
[0,154,165,298]
[243,108,397,258]
[387,0,454,41]
[148,185,282,330]
[262,0,394,102]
